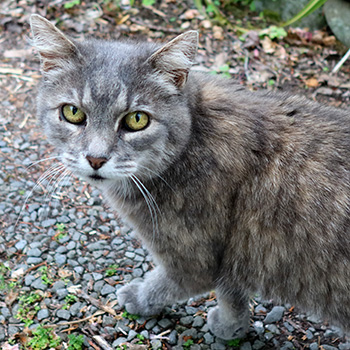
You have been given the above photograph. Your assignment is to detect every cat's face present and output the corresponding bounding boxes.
[30,15,198,190]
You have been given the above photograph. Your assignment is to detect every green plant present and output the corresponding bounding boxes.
[39,265,53,285]
[282,0,328,27]
[17,292,43,327]
[219,64,231,78]
[0,264,10,290]
[227,338,242,347]
[67,334,84,350]
[211,64,232,78]
[142,0,155,6]
[105,264,119,277]
[194,0,227,24]
[136,333,145,344]
[19,292,41,305]
[116,345,127,350]
[63,294,78,309]
[27,325,61,350]
[259,25,287,39]
[64,0,80,9]
[56,223,66,232]
[183,338,194,348]
[122,310,140,321]
[55,223,68,241]
[205,0,221,14]
[226,0,256,11]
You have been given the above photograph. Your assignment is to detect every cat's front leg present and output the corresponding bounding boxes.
[117,266,188,316]
[207,289,250,340]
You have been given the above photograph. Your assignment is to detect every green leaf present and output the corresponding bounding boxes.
[282,0,329,27]
[142,0,155,6]
[64,0,81,9]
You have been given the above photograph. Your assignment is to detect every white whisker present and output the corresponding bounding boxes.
[137,164,175,192]
[129,174,159,242]
[26,155,65,170]
[15,162,66,228]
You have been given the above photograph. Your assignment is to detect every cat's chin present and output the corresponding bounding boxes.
[80,174,126,189]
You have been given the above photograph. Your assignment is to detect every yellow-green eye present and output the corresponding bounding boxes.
[61,104,86,124]
[124,111,149,131]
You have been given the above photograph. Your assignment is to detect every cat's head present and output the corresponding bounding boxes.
[30,15,198,189]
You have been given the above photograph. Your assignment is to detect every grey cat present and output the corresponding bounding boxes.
[30,14,350,340]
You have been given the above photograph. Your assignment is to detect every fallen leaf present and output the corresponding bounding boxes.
[11,268,25,279]
[213,26,224,40]
[181,9,200,20]
[200,20,212,29]
[323,35,336,46]
[5,289,18,306]
[261,36,277,54]
[304,77,319,88]
[58,268,73,279]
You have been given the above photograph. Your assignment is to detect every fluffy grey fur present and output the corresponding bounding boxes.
[30,15,350,339]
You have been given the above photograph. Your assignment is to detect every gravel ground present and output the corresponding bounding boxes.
[1,132,350,350]
[1,2,350,349]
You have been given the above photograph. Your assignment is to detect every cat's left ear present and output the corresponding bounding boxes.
[30,14,82,73]
[147,31,198,89]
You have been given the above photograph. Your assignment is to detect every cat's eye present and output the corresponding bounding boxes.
[124,111,149,131]
[61,104,86,124]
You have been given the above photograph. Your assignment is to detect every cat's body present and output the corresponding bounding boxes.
[30,15,350,339]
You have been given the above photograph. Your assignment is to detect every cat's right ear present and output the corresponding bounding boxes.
[147,31,198,89]
[30,14,81,73]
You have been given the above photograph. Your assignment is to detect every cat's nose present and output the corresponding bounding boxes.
[86,155,108,170]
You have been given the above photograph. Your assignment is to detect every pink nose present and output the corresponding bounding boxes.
[86,155,108,170]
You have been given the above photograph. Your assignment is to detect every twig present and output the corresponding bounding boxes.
[74,289,119,317]
[42,310,105,328]
[130,19,182,34]
[92,336,114,350]
[332,48,350,73]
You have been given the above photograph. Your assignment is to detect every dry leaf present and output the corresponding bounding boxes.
[58,268,73,279]
[261,36,277,54]
[213,26,224,40]
[200,20,212,29]
[11,268,25,279]
[304,78,319,88]
[323,35,336,46]
[5,289,18,306]
[181,9,200,20]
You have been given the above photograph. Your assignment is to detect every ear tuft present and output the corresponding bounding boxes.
[30,14,80,73]
[147,31,198,88]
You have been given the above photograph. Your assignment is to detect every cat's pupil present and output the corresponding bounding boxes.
[135,113,141,123]
[72,106,78,115]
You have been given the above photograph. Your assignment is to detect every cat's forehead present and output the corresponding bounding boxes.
[79,39,158,71]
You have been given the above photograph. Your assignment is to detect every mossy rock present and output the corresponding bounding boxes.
[324,0,350,47]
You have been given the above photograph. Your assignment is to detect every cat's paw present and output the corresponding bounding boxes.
[207,306,249,340]
[117,281,164,316]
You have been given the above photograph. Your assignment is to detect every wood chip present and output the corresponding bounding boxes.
[0,67,23,75]
[92,336,113,350]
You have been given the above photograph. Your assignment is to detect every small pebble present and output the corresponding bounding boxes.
[264,306,285,324]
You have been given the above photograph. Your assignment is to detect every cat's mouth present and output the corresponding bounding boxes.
[89,174,106,181]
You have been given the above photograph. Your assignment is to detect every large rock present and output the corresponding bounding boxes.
[255,0,326,30]
[324,0,350,47]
